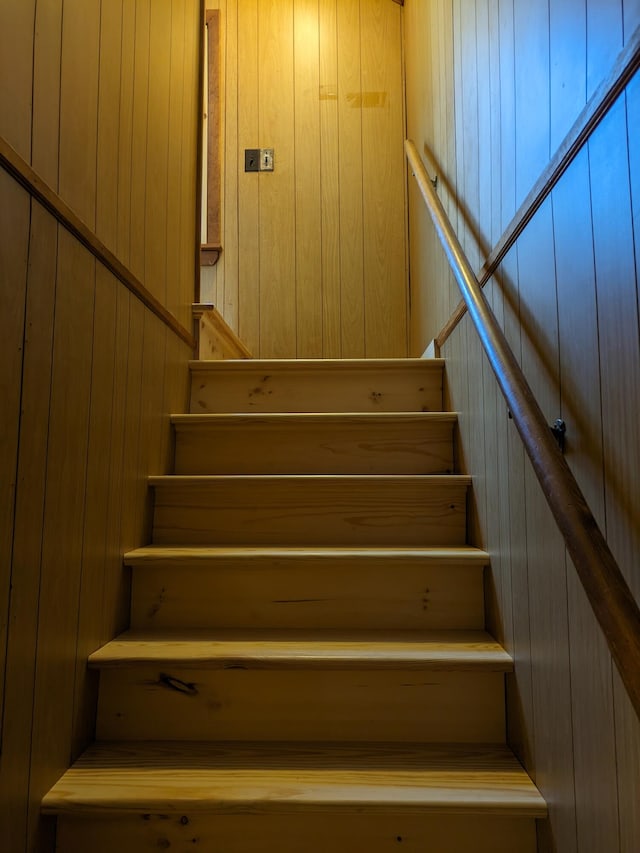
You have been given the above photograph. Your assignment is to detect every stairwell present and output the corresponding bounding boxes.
[43,357,546,852]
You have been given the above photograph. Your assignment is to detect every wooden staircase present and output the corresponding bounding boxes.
[43,358,545,852]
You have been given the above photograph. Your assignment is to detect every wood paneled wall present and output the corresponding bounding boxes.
[0,2,200,851]
[405,2,640,851]
[203,0,408,358]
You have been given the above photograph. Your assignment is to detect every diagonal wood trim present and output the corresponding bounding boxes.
[0,135,196,349]
[407,137,640,723]
[434,20,640,350]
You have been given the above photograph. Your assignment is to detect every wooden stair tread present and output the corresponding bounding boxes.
[149,474,472,485]
[42,741,546,817]
[171,412,458,425]
[88,629,512,671]
[124,544,490,566]
[189,358,445,371]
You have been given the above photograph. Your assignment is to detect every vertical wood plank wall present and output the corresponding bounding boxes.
[0,2,200,851]
[404,2,640,852]
[202,0,408,358]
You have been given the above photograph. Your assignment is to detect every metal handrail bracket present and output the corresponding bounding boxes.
[406,137,640,720]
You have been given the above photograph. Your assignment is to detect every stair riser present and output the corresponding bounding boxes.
[151,479,469,547]
[190,363,443,414]
[96,669,505,742]
[56,813,537,853]
[131,562,484,630]
[174,418,455,475]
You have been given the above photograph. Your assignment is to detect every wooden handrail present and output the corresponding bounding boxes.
[0,135,196,349]
[435,20,640,350]
[406,137,640,721]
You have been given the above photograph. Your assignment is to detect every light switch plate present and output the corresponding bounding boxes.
[260,148,274,171]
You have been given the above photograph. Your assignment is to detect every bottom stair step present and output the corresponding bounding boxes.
[44,741,545,852]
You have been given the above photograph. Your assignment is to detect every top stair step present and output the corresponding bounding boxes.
[189,358,444,414]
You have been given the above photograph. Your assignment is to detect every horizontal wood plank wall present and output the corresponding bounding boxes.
[0,1,199,851]
[204,0,408,358]
[404,1,640,852]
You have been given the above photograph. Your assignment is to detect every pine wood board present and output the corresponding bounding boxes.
[293,0,323,357]
[43,741,546,816]
[26,229,96,848]
[55,810,536,852]
[150,474,470,547]
[71,267,118,757]
[172,412,455,475]
[129,0,151,282]
[0,0,35,158]
[54,811,537,853]
[337,0,365,357]
[95,0,123,252]
[58,0,101,228]
[144,0,172,306]
[361,0,407,356]
[0,177,29,758]
[89,628,511,671]
[319,0,341,357]
[236,0,261,354]
[166,0,186,319]
[128,546,486,631]
[198,307,252,360]
[257,0,296,358]
[95,668,505,743]
[0,203,56,850]
[31,0,63,187]
[189,358,444,414]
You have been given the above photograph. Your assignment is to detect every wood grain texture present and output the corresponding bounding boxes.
[127,545,487,631]
[211,0,408,356]
[0,0,35,158]
[258,0,297,358]
[198,307,252,359]
[145,0,172,306]
[205,10,221,247]
[189,358,444,413]
[71,267,118,759]
[31,0,63,187]
[54,812,537,853]
[405,0,640,849]
[26,230,96,850]
[90,628,511,671]
[172,412,455,475]
[361,0,407,356]
[236,0,261,354]
[43,741,546,816]
[0,203,57,852]
[551,8,619,849]
[0,179,31,846]
[58,0,101,228]
[319,0,341,357]
[293,0,323,357]
[150,474,469,547]
[95,667,506,742]
[0,2,200,847]
[337,0,364,357]
[434,12,640,350]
